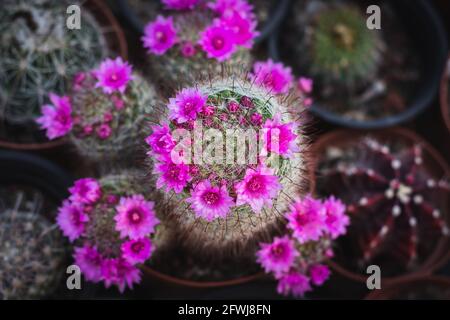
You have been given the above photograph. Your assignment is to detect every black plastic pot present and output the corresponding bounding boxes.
[269,0,448,129]
[116,0,291,44]
[0,150,73,203]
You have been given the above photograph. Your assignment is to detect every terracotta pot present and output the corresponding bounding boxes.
[365,276,450,300]
[440,55,450,134]
[0,0,128,151]
[312,127,450,285]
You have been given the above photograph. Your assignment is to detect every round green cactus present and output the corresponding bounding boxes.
[0,0,108,124]
[145,71,310,258]
[294,3,382,87]
[0,210,65,299]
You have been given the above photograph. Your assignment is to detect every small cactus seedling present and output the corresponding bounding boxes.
[145,68,311,258]
[0,0,109,124]
[0,207,65,299]
[56,171,165,292]
[141,0,257,86]
[256,195,349,298]
[317,137,449,274]
[292,2,383,88]
[36,58,158,162]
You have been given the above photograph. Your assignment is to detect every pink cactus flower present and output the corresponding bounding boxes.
[199,23,237,62]
[322,196,349,239]
[277,272,312,297]
[235,165,282,213]
[262,114,299,158]
[36,93,73,140]
[69,178,102,205]
[101,258,141,293]
[142,16,178,55]
[186,179,235,221]
[256,236,298,277]
[168,87,207,123]
[73,245,103,283]
[286,196,326,244]
[56,200,89,242]
[250,59,293,94]
[162,0,199,10]
[95,57,133,94]
[114,195,159,239]
[309,264,331,286]
[121,238,153,265]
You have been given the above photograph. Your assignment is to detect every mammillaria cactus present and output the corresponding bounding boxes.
[56,172,165,292]
[0,209,65,299]
[292,1,383,88]
[145,66,312,258]
[0,0,109,124]
[36,57,157,161]
[141,0,257,86]
[316,135,449,274]
[256,195,349,297]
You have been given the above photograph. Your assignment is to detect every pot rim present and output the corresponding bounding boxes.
[268,0,448,129]
[140,264,265,288]
[0,0,128,151]
[313,127,450,285]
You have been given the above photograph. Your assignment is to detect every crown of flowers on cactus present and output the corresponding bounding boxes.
[145,70,310,257]
[293,3,382,87]
[142,0,257,59]
[36,57,157,160]
[1,210,65,299]
[249,59,314,107]
[0,0,108,124]
[141,0,257,85]
[256,195,349,298]
[56,173,161,292]
[318,138,450,269]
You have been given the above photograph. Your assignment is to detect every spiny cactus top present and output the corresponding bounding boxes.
[145,64,313,256]
[292,2,382,87]
[56,172,162,292]
[317,137,450,273]
[0,0,108,124]
[0,210,65,299]
[141,0,257,84]
[256,195,349,298]
[36,57,157,161]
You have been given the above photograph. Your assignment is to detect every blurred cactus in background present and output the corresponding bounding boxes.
[292,2,383,89]
[0,0,108,125]
[0,202,65,299]
[318,138,449,270]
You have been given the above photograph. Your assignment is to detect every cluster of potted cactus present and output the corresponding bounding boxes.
[1,0,449,301]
